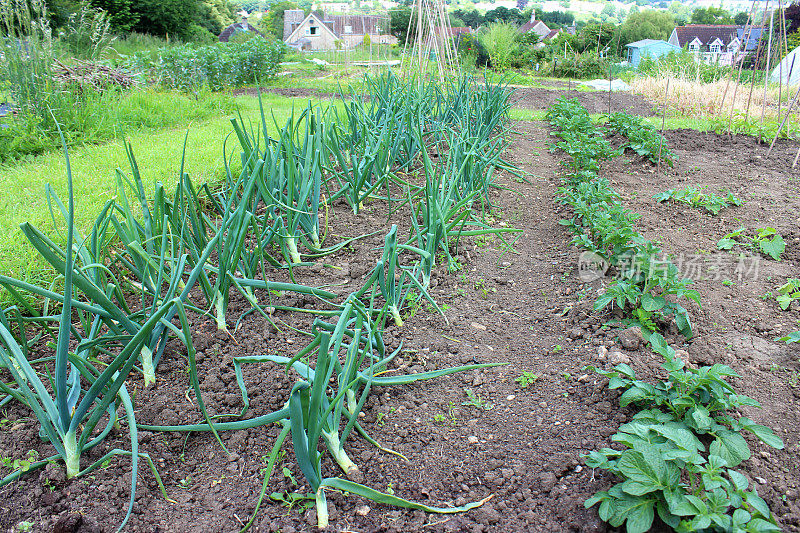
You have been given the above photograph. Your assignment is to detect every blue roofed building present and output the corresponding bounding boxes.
[625,39,681,68]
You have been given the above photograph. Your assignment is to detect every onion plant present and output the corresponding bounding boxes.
[354,225,438,328]
[0,143,186,531]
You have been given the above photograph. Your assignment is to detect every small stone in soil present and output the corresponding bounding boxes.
[356,504,370,516]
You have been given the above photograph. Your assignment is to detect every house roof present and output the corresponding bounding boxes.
[737,27,764,51]
[626,39,665,48]
[672,25,738,47]
[219,22,264,42]
[543,29,560,40]
[286,12,339,45]
[520,20,550,36]
[313,11,388,37]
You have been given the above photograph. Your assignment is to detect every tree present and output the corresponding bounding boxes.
[576,22,617,54]
[616,9,674,48]
[89,0,139,32]
[453,8,485,28]
[484,6,526,25]
[600,3,615,21]
[734,12,749,26]
[389,7,416,45]
[691,6,733,25]
[260,1,298,40]
[667,1,690,24]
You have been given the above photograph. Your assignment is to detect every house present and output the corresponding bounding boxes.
[519,13,552,40]
[667,24,743,65]
[737,27,764,52]
[283,9,395,51]
[219,12,264,42]
[625,39,681,68]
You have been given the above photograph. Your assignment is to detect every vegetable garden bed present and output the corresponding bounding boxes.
[0,85,798,533]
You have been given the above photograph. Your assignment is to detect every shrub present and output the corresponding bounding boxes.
[150,37,286,91]
[479,22,519,71]
[552,53,610,79]
[457,33,488,68]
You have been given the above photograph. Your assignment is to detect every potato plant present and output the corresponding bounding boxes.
[548,98,699,339]
[584,334,783,533]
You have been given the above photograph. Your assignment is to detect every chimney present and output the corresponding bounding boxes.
[530,11,536,23]
[283,9,305,41]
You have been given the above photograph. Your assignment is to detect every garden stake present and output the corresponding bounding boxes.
[766,78,800,156]
[744,0,770,122]
[725,1,759,136]
[759,8,775,136]
[658,78,670,174]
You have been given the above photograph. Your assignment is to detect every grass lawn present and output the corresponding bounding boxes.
[0,93,337,296]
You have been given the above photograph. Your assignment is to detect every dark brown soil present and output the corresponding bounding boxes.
[1,90,799,533]
[512,86,656,116]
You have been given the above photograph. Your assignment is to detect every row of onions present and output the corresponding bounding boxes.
[0,72,519,530]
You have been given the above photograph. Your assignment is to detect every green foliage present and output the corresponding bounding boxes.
[259,1,299,40]
[575,22,616,54]
[691,6,733,25]
[605,112,673,166]
[479,22,519,71]
[775,279,800,311]
[515,371,539,388]
[462,388,494,410]
[61,2,116,59]
[585,333,783,533]
[147,37,285,91]
[616,9,674,48]
[131,0,201,40]
[717,228,786,261]
[457,32,489,68]
[653,187,742,215]
[389,7,416,45]
[548,99,699,339]
[552,53,611,79]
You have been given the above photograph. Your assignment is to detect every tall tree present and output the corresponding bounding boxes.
[691,6,733,25]
[132,0,200,38]
[260,1,298,39]
[89,0,139,32]
[616,9,674,48]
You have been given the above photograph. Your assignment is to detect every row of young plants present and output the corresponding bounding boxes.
[123,36,286,91]
[0,72,516,530]
[547,98,699,340]
[546,98,785,532]
[603,111,674,166]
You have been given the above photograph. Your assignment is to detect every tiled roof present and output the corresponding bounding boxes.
[673,25,738,47]
[314,11,388,37]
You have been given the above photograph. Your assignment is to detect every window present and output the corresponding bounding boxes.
[688,40,700,52]
[710,44,721,53]
[310,25,318,35]
[344,25,352,34]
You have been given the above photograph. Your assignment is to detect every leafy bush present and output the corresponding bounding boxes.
[457,32,489,68]
[479,22,519,71]
[552,53,611,79]
[150,37,286,91]
[585,334,783,533]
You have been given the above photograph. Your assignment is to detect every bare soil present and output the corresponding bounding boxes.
[0,90,798,533]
